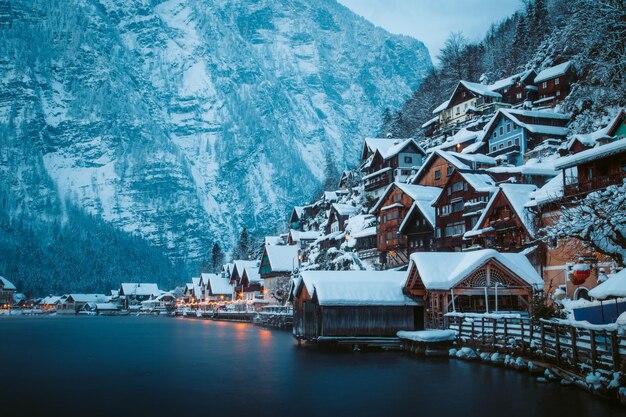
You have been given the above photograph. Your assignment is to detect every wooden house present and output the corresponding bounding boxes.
[485,165,557,188]
[319,203,359,249]
[240,265,263,301]
[289,206,305,229]
[60,294,108,314]
[0,276,16,307]
[398,195,438,254]
[371,183,441,267]
[412,150,496,188]
[203,273,234,302]
[361,138,426,197]
[260,245,299,304]
[405,250,542,328]
[119,283,160,308]
[433,170,497,251]
[463,183,538,252]
[292,271,422,343]
[556,137,626,199]
[435,81,503,129]
[534,61,574,107]
[287,229,319,249]
[478,109,569,165]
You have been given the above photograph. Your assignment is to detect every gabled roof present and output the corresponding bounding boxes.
[459,172,497,193]
[399,195,439,233]
[488,69,536,91]
[534,61,572,84]
[432,99,450,114]
[331,203,359,217]
[371,182,442,214]
[264,236,282,246]
[289,229,320,242]
[207,274,234,295]
[481,109,569,143]
[411,149,497,185]
[291,206,304,220]
[554,138,626,170]
[381,138,426,159]
[242,265,261,283]
[426,128,479,153]
[525,171,564,207]
[119,283,160,297]
[68,294,109,303]
[0,276,16,291]
[263,245,299,273]
[468,183,537,238]
[408,249,543,290]
[296,271,417,306]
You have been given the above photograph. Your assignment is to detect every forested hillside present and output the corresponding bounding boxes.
[380,0,626,140]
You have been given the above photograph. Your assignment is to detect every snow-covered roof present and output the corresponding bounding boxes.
[292,206,304,219]
[468,184,537,238]
[234,260,259,277]
[371,182,442,214]
[332,203,359,217]
[481,109,569,144]
[459,80,502,99]
[207,274,234,295]
[525,172,564,207]
[289,229,320,242]
[588,269,626,300]
[461,172,497,193]
[242,265,261,283]
[344,214,375,237]
[422,116,439,128]
[555,138,626,170]
[264,236,282,246]
[96,303,119,310]
[488,69,535,91]
[534,61,572,84]
[408,249,543,290]
[505,108,570,120]
[432,100,450,114]
[120,283,160,297]
[382,138,426,159]
[68,294,109,303]
[323,191,338,201]
[352,226,377,238]
[486,164,557,177]
[362,167,392,181]
[264,245,299,272]
[40,295,62,305]
[426,128,479,153]
[0,276,16,291]
[297,271,418,306]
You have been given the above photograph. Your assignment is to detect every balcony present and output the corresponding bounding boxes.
[487,144,521,158]
[564,171,626,197]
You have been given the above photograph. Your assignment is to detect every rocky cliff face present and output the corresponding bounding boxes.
[0,0,430,276]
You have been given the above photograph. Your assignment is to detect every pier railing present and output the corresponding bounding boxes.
[446,314,626,376]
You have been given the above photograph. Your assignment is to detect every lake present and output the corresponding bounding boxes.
[0,316,621,417]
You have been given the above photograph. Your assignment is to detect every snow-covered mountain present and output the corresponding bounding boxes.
[0,0,431,271]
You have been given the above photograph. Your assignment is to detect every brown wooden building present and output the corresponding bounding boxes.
[463,183,539,257]
[412,150,496,188]
[533,61,574,107]
[433,170,496,251]
[371,183,441,267]
[292,271,422,342]
[405,250,542,328]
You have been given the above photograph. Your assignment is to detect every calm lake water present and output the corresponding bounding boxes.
[0,316,621,417]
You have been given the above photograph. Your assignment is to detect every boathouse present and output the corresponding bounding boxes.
[405,249,542,328]
[292,271,422,344]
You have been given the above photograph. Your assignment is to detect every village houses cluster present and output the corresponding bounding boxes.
[2,61,626,341]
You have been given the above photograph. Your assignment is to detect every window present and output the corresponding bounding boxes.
[542,82,547,88]
[447,166,453,176]
[470,216,479,228]
[507,124,511,133]
[382,215,386,223]
[499,143,504,149]
[499,127,504,135]
[555,77,560,85]
[464,103,468,109]
[507,140,512,147]
[435,170,441,180]
[451,199,464,212]
[514,124,518,130]
[444,222,465,237]
[493,131,498,138]
[436,228,441,238]
[515,137,520,145]
[464,182,468,191]
[452,182,464,192]
[491,146,496,152]
[393,194,402,202]
[516,92,523,100]
[404,156,413,164]
[556,90,561,96]
[447,188,451,196]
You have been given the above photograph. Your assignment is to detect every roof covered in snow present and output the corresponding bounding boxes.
[119,283,160,297]
[555,138,626,170]
[588,269,626,300]
[332,203,359,217]
[460,172,497,193]
[264,245,299,272]
[459,80,502,99]
[297,271,418,306]
[289,229,320,242]
[408,249,543,290]
[207,274,234,295]
[0,276,16,291]
[264,236,283,246]
[234,260,259,276]
[534,61,572,83]
[68,293,109,303]
[371,183,442,214]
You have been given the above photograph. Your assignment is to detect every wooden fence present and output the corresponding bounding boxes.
[446,315,626,376]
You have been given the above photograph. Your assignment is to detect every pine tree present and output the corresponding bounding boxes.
[211,243,224,272]
[238,227,249,260]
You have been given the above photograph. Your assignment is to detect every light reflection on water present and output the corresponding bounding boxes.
[0,316,621,417]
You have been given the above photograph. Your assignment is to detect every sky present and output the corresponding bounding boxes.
[337,0,522,64]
